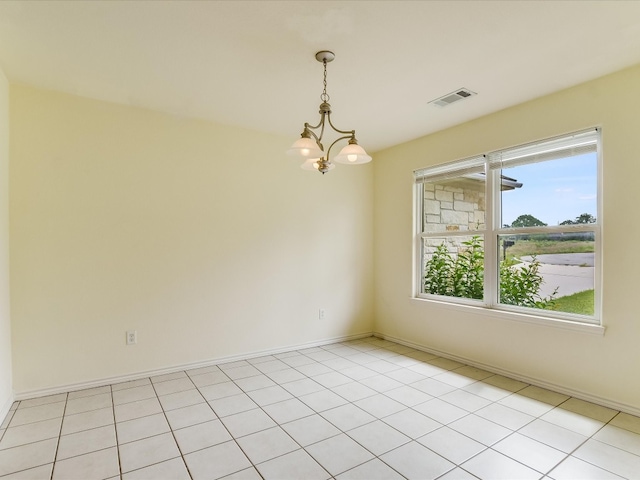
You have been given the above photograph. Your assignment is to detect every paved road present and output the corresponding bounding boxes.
[521,253,594,267]
[517,253,594,298]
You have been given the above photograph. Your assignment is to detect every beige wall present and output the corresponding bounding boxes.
[0,69,12,415]
[9,85,373,394]
[373,64,640,413]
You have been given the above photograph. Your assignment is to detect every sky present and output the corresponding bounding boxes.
[500,153,597,226]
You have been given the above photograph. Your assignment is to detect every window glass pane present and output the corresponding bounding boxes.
[500,153,597,228]
[422,177,486,233]
[422,235,484,301]
[498,233,595,317]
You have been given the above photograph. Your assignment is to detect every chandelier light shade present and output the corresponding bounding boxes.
[286,137,324,159]
[287,50,372,174]
[334,140,372,165]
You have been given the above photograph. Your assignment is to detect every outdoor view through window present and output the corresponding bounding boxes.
[416,129,599,324]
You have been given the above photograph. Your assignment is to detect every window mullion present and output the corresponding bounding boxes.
[484,158,498,307]
[414,183,424,297]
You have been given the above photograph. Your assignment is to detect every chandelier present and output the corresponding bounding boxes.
[286,51,372,174]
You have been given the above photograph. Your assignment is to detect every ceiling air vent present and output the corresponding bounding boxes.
[429,88,476,107]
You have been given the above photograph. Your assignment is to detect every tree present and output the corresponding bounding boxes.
[510,214,547,228]
[575,213,596,224]
[559,213,596,225]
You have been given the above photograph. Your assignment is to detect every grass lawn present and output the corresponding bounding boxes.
[551,289,594,316]
[507,240,594,259]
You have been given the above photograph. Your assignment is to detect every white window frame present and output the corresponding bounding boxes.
[414,128,602,327]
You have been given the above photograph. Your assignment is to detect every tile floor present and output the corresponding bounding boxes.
[1,336,639,479]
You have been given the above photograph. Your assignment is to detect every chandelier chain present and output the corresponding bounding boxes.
[320,60,330,103]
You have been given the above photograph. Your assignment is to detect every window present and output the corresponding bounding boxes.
[415,129,600,325]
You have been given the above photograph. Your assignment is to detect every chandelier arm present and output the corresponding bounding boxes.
[326,112,356,137]
[304,113,329,151]
[305,119,324,131]
[303,124,324,151]
[326,134,356,160]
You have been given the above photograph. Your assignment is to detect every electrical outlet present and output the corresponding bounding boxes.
[126,330,137,345]
[318,309,326,320]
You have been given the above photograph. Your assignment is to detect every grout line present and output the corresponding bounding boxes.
[109,383,123,480]
[148,372,195,480]
[48,392,69,480]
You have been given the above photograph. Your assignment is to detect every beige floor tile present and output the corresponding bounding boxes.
[65,393,112,415]
[610,412,640,435]
[382,408,441,439]
[335,458,404,480]
[0,438,57,477]
[9,403,65,427]
[189,371,230,388]
[56,425,116,460]
[61,407,113,435]
[122,457,190,480]
[158,389,205,411]
[165,402,217,430]
[517,385,570,406]
[519,418,588,453]
[150,371,188,383]
[541,406,605,437]
[17,394,67,410]
[209,393,258,417]
[380,441,454,480]
[306,434,374,477]
[245,385,292,407]
[51,446,119,480]
[320,404,375,432]
[184,441,251,480]
[594,424,640,456]
[559,397,618,422]
[0,462,53,479]
[119,432,180,473]
[110,378,151,392]
[493,432,566,474]
[153,377,196,396]
[116,413,170,444]
[461,448,540,480]
[220,408,276,438]
[173,419,232,454]
[300,390,348,413]
[0,418,61,450]
[346,420,410,456]
[417,426,485,465]
[281,414,341,447]
[548,456,625,479]
[261,398,314,424]
[475,402,535,430]
[233,374,275,392]
[114,397,162,422]
[112,385,156,406]
[235,426,299,464]
[67,386,111,400]
[573,438,640,479]
[448,414,512,446]
[257,449,330,480]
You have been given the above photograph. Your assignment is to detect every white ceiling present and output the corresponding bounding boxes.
[1,1,640,152]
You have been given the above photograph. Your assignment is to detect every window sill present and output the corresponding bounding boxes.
[410,297,605,336]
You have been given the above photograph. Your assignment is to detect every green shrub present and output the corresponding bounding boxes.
[423,236,556,309]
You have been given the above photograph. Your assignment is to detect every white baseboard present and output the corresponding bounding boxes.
[14,332,373,401]
[374,331,640,417]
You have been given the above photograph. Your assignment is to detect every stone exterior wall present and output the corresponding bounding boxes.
[423,180,485,256]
